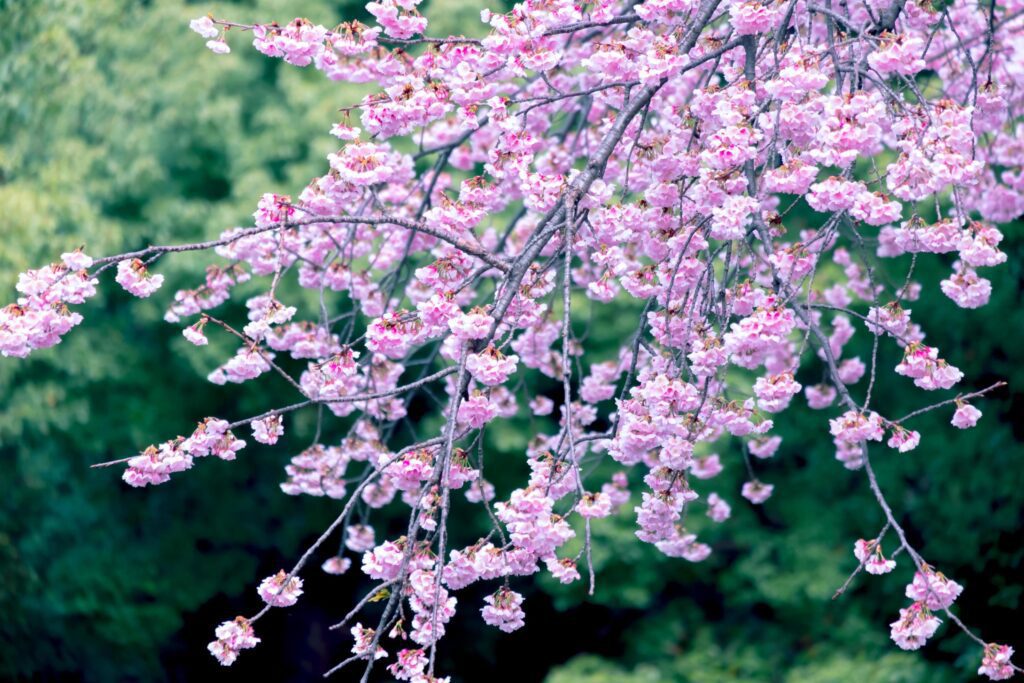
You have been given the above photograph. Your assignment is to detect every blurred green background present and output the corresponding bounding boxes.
[1,0,1021,681]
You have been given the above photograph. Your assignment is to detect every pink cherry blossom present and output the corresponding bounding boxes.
[691,454,723,480]
[448,308,494,340]
[868,33,926,76]
[465,478,495,504]
[388,648,428,680]
[748,436,781,459]
[753,373,802,413]
[729,0,779,35]
[346,524,377,553]
[546,557,581,584]
[807,177,861,213]
[886,426,920,453]
[741,480,774,505]
[850,191,902,226]
[350,623,387,660]
[706,493,732,522]
[457,391,499,428]
[183,320,209,346]
[959,223,1007,268]
[257,570,304,607]
[252,415,285,445]
[829,410,885,443]
[854,539,896,575]
[115,259,164,298]
[367,0,427,39]
[122,440,192,488]
[362,540,407,581]
[280,444,349,498]
[576,491,613,519]
[481,588,525,633]
[466,345,519,386]
[529,396,554,416]
[941,262,992,309]
[867,303,911,337]
[206,39,230,55]
[890,602,941,651]
[805,384,836,409]
[61,249,94,271]
[905,568,963,610]
[895,344,964,390]
[979,644,1016,681]
[321,556,352,575]
[253,192,295,227]
[208,617,260,666]
[190,16,219,39]
[951,402,982,429]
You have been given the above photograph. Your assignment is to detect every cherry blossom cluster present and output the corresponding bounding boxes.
[122,417,245,487]
[5,0,1023,679]
[207,617,260,666]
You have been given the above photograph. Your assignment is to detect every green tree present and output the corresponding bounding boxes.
[1,0,363,678]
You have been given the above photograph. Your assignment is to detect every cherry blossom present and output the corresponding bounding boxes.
[61,249,94,271]
[189,16,219,39]
[829,410,885,443]
[895,344,964,390]
[257,570,304,607]
[321,556,352,575]
[905,568,963,610]
[281,444,349,498]
[706,493,731,522]
[886,426,920,453]
[890,602,941,651]
[456,391,499,428]
[546,557,581,585]
[115,259,164,298]
[351,623,388,660]
[805,384,836,409]
[481,588,525,633]
[952,401,982,429]
[252,415,285,445]
[729,0,779,35]
[388,648,428,680]
[979,644,1016,681]
[448,308,493,340]
[576,491,613,519]
[867,33,926,76]
[941,262,992,309]
[466,345,518,386]
[363,540,408,581]
[208,617,260,666]
[741,480,774,505]
[346,524,377,553]
[206,39,230,54]
[854,539,896,575]
[182,319,209,346]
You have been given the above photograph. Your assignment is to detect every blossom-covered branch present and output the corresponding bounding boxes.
[3,0,1021,679]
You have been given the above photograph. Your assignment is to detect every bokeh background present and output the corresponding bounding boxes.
[1,1,1022,681]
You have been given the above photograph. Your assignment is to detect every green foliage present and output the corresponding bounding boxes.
[0,0,369,679]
